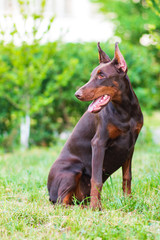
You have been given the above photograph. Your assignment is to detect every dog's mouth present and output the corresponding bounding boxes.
[88,95,111,113]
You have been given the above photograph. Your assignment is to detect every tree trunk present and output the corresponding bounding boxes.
[20,115,30,149]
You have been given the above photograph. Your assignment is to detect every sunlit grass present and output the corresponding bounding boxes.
[0,141,160,239]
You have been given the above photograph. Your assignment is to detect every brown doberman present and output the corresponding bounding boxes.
[47,42,143,210]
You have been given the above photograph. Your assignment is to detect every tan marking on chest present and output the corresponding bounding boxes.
[108,123,123,139]
[135,122,143,134]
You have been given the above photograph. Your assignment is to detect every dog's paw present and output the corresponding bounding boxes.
[90,200,102,211]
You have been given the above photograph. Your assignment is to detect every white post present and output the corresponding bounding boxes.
[20,115,30,149]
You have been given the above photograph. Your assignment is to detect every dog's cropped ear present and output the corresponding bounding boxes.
[97,42,111,64]
[112,42,127,73]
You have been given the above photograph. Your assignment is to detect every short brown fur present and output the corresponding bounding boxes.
[108,123,123,139]
[48,43,143,210]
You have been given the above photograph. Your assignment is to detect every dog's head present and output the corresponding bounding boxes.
[75,42,128,113]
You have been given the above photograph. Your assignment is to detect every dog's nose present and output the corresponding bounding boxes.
[75,89,83,100]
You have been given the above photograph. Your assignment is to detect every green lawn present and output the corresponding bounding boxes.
[0,141,160,239]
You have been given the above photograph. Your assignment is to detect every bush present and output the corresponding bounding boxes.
[0,41,159,148]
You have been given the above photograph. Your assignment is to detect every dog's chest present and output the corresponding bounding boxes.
[104,115,141,150]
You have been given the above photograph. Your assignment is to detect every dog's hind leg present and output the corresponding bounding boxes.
[61,172,91,205]
[55,171,82,205]
[61,172,82,205]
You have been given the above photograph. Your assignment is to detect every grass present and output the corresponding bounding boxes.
[0,134,160,239]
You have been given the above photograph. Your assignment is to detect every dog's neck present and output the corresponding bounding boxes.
[110,75,141,121]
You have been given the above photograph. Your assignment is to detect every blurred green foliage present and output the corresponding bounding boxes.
[90,0,160,100]
[91,0,160,45]
[0,41,159,149]
[146,0,160,49]
[0,0,55,150]
[0,0,159,149]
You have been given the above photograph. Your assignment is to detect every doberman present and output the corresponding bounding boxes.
[47,42,143,210]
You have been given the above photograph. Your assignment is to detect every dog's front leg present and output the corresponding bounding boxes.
[122,149,134,196]
[90,137,105,210]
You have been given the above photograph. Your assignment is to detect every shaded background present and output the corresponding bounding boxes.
[0,0,159,151]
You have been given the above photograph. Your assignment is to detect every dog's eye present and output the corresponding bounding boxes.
[98,72,105,79]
